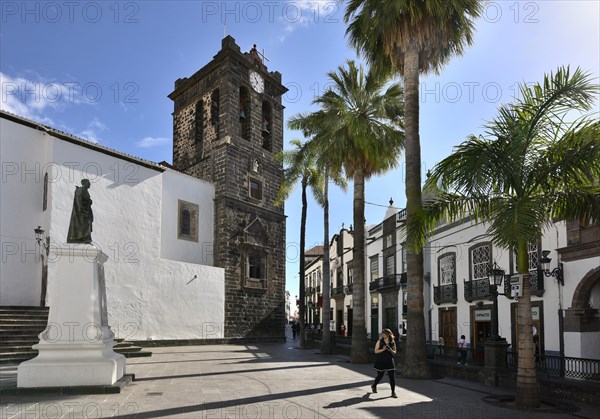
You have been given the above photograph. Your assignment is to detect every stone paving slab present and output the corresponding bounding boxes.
[0,337,598,418]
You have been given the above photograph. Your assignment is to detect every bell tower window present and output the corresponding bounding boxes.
[239,86,250,140]
[261,101,272,151]
[210,89,220,126]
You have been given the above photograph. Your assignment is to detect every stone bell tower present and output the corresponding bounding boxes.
[169,36,287,340]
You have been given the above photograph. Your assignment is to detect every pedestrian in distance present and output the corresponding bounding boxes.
[457,334,467,365]
[371,328,398,398]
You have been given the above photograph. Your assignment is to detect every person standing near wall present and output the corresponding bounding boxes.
[457,334,467,365]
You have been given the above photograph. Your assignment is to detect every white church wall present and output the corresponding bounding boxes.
[160,170,214,266]
[0,119,52,306]
[11,127,227,340]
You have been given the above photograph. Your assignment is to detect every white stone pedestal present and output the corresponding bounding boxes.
[18,244,126,387]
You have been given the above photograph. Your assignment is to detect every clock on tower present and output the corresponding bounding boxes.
[169,36,288,340]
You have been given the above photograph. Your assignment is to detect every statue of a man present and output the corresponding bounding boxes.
[67,179,93,243]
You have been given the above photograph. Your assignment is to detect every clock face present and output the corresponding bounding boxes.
[249,71,264,93]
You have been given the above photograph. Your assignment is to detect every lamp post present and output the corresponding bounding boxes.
[539,250,564,285]
[540,249,565,368]
[34,226,50,256]
[483,261,510,385]
[487,262,505,341]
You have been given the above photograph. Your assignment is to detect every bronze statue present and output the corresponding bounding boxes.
[67,179,93,244]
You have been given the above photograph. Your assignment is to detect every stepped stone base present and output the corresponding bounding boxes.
[17,244,125,388]
[2,373,134,395]
[18,339,126,387]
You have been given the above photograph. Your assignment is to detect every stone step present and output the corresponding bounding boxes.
[0,320,48,330]
[0,353,36,364]
[0,336,39,350]
[0,345,39,353]
[0,313,50,318]
[0,329,46,336]
[114,342,134,349]
[0,307,49,314]
[120,350,152,358]
[0,351,37,359]
[114,346,142,353]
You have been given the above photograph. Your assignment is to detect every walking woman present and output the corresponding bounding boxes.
[371,328,397,398]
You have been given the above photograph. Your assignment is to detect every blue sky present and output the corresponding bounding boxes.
[1,1,599,298]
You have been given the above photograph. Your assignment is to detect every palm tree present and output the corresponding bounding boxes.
[345,0,483,378]
[421,67,599,409]
[289,122,347,355]
[276,139,324,349]
[290,60,404,362]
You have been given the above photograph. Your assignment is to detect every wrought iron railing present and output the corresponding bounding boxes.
[369,273,407,292]
[464,278,492,302]
[344,283,353,295]
[434,283,458,305]
[506,352,600,381]
[332,285,344,298]
[503,269,545,298]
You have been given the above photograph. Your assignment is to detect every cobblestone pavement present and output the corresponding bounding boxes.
[1,332,597,418]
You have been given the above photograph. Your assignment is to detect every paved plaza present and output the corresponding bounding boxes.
[1,329,598,418]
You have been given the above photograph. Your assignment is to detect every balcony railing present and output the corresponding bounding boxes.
[332,285,344,298]
[369,273,407,292]
[503,270,544,298]
[464,278,492,302]
[434,283,458,305]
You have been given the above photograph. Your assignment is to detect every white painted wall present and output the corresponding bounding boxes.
[1,116,225,339]
[160,170,214,265]
[0,119,52,306]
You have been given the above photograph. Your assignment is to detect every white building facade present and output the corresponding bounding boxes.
[1,111,226,341]
[303,201,598,360]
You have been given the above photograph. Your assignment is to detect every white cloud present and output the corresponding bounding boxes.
[135,136,170,148]
[0,71,94,122]
[77,118,107,144]
[277,1,323,42]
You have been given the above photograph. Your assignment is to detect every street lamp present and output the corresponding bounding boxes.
[34,226,50,256]
[487,262,505,341]
[539,250,564,286]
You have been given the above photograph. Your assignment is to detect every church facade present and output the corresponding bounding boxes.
[0,36,287,342]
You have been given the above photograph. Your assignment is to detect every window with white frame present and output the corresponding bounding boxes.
[347,267,353,284]
[386,255,395,276]
[515,242,539,273]
[401,247,407,273]
[370,256,379,281]
[471,244,491,280]
[384,234,393,249]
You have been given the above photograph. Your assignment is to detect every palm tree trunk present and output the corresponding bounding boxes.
[299,176,308,349]
[402,45,430,378]
[351,171,369,363]
[321,169,332,354]
[515,240,540,408]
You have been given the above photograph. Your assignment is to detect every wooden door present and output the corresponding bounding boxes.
[439,308,457,348]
